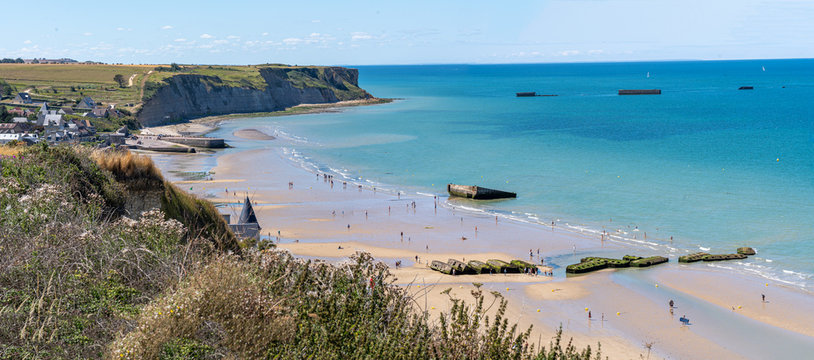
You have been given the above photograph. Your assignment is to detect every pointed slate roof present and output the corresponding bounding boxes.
[238,196,258,224]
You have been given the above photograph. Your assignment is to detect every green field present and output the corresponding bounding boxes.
[0,64,154,111]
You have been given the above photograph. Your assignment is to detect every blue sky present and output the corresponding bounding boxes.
[2,0,813,65]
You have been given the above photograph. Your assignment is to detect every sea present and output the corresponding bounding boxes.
[209,59,814,290]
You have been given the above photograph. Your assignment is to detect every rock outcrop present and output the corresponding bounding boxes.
[137,66,372,127]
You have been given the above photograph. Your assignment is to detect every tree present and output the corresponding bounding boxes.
[1,106,11,123]
[170,63,181,71]
[113,74,126,88]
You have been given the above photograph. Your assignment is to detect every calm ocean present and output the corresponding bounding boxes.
[213,60,814,289]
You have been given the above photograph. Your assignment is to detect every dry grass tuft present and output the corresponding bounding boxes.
[91,149,162,187]
[0,145,23,156]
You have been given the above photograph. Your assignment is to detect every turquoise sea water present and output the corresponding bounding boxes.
[214,60,814,289]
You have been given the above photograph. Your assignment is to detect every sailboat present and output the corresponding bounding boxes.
[762,66,766,72]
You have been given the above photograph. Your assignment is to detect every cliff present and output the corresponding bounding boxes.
[137,66,372,127]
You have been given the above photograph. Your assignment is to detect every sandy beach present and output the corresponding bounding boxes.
[145,123,814,359]
[140,98,392,137]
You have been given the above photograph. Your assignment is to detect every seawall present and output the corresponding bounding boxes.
[163,137,225,148]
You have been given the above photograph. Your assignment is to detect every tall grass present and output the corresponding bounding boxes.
[90,148,240,254]
[0,146,209,358]
[91,150,162,190]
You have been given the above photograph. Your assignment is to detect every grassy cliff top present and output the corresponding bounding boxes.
[0,63,363,113]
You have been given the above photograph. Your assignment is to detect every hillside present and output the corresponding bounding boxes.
[0,144,601,359]
[0,63,376,128]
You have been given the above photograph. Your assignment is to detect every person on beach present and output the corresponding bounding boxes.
[588,311,592,320]
[669,299,674,308]
[347,224,351,230]
[762,294,766,302]
[401,232,404,241]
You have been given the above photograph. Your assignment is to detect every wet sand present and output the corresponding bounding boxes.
[233,128,276,140]
[150,135,814,359]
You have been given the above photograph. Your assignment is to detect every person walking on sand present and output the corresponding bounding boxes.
[762,294,766,302]
[669,299,674,308]
[588,311,592,320]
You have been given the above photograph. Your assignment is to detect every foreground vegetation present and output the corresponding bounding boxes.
[0,144,603,359]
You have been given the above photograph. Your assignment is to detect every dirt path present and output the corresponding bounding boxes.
[138,70,153,100]
[128,73,138,87]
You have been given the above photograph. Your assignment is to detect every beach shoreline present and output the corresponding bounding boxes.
[140,98,394,137]
[144,127,814,359]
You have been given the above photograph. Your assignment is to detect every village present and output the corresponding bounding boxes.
[0,93,127,145]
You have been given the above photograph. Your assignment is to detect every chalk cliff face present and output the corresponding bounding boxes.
[137,67,371,127]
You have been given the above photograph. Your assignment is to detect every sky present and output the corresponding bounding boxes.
[2,0,813,65]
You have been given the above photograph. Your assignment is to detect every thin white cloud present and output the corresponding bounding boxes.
[200,33,213,39]
[312,19,321,23]
[83,32,93,36]
[262,32,269,36]
[116,27,125,31]
[161,25,173,30]
[23,40,32,44]
[283,38,302,45]
[227,35,240,39]
[213,40,229,45]
[174,38,187,42]
[351,32,372,41]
